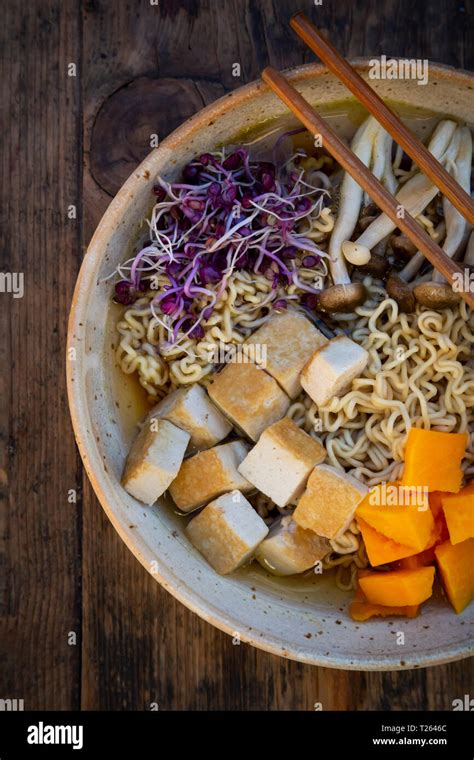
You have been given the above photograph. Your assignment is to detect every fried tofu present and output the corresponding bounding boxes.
[122,418,190,505]
[255,516,330,576]
[168,440,252,513]
[294,463,368,539]
[149,383,232,451]
[207,362,290,442]
[245,310,328,398]
[301,335,369,407]
[238,417,326,507]
[186,491,269,574]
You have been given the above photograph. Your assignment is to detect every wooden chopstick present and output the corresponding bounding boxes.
[261,66,474,310]
[290,13,474,227]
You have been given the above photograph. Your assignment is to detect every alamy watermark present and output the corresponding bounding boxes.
[206,341,267,368]
[452,694,474,710]
[369,483,429,511]
[452,268,474,294]
[0,698,24,711]
[369,55,429,86]
[27,722,83,750]
[0,272,24,298]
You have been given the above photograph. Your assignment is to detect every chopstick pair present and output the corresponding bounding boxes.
[261,14,474,310]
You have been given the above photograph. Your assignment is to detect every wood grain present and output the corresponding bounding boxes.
[0,0,83,709]
[90,76,226,196]
[1,0,473,711]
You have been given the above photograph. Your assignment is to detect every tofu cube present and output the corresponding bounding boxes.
[238,417,326,507]
[169,440,252,513]
[245,310,328,398]
[186,491,269,574]
[207,362,290,442]
[255,516,331,576]
[122,418,190,505]
[149,384,232,451]
[301,336,369,407]
[294,464,368,539]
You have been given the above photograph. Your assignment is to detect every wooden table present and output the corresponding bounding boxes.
[2,0,473,710]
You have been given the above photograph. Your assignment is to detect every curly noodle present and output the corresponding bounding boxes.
[115,242,472,591]
[287,279,474,487]
[116,233,331,400]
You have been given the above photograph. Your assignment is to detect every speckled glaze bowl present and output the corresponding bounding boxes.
[67,61,474,670]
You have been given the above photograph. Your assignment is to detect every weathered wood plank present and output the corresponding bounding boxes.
[0,0,83,709]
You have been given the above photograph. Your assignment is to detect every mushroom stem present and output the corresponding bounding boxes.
[363,126,397,205]
[328,116,385,285]
[413,127,472,310]
[398,220,446,282]
[355,121,459,251]
[382,128,398,195]
[432,126,472,284]
[321,117,392,312]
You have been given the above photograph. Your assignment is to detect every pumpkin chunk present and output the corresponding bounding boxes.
[356,517,416,566]
[401,428,467,493]
[396,546,436,570]
[441,484,474,545]
[435,538,474,613]
[358,566,435,607]
[356,483,434,551]
[429,492,450,543]
[429,491,447,519]
[349,584,419,621]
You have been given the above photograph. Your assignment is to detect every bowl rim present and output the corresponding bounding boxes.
[67,60,474,671]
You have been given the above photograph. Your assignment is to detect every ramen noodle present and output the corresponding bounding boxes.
[113,123,473,596]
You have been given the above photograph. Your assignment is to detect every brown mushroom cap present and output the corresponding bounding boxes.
[356,252,391,279]
[390,233,418,260]
[357,215,377,233]
[413,282,461,310]
[386,274,416,313]
[319,282,367,313]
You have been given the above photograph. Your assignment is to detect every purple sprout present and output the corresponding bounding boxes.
[281,245,297,260]
[114,280,136,305]
[152,185,167,202]
[200,264,221,284]
[302,255,320,268]
[301,293,320,310]
[189,322,205,339]
[160,296,179,316]
[222,151,243,171]
[113,141,329,346]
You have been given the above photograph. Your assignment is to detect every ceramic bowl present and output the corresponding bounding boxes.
[67,61,474,670]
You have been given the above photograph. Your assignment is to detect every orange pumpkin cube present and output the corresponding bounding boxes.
[401,428,467,493]
[429,491,447,519]
[392,519,441,569]
[441,484,474,545]
[349,584,419,621]
[356,483,434,552]
[435,538,474,613]
[396,546,436,570]
[358,566,435,607]
[357,517,417,566]
[429,492,450,543]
